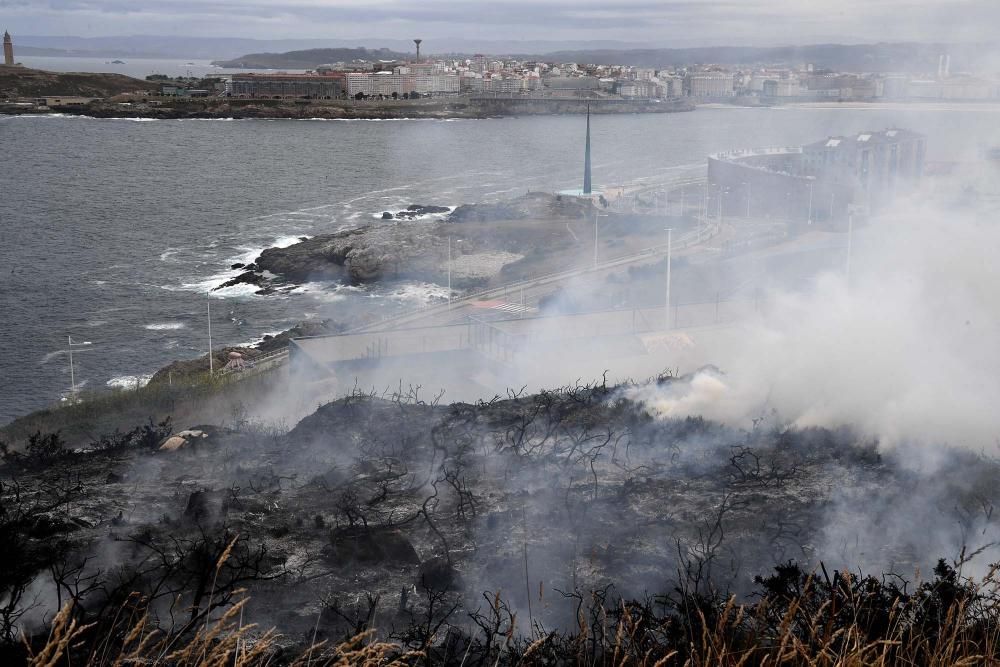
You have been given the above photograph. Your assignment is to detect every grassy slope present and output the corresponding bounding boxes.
[0,65,159,98]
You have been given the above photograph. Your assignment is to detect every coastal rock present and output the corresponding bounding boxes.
[254,224,454,285]
[393,204,452,219]
[448,191,594,223]
[215,269,266,291]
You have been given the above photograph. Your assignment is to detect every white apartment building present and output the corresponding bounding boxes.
[686,72,735,97]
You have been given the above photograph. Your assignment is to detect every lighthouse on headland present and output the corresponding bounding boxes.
[3,31,14,67]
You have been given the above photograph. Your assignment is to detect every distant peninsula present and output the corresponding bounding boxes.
[211,47,410,70]
[0,65,159,98]
[0,66,694,120]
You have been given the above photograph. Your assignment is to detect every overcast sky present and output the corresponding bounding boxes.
[2,0,997,45]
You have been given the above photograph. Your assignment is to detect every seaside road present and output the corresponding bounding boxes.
[352,222,724,333]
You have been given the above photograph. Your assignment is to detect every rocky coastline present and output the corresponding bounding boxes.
[4,97,696,121]
[216,193,594,294]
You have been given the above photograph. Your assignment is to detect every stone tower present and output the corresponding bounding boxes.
[3,31,13,67]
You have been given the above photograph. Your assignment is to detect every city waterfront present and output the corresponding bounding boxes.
[0,104,993,422]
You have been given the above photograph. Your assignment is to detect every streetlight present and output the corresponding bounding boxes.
[207,297,214,374]
[807,181,814,224]
[66,336,93,400]
[664,227,673,329]
[594,212,608,266]
[845,213,854,284]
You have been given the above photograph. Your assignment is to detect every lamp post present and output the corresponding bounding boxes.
[66,336,93,400]
[594,212,608,266]
[807,181,814,224]
[207,298,213,374]
[845,213,854,284]
[665,227,673,329]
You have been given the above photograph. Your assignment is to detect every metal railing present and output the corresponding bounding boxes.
[339,220,720,336]
[217,347,289,376]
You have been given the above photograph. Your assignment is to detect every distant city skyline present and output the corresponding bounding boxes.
[3,0,997,46]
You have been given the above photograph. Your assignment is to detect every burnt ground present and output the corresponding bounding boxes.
[2,375,999,661]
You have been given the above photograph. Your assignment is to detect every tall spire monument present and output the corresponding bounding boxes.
[558,104,603,201]
[3,31,13,67]
[583,104,592,195]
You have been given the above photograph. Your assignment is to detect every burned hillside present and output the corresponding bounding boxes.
[3,374,1000,663]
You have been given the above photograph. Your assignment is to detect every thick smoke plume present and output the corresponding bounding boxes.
[627,178,1000,451]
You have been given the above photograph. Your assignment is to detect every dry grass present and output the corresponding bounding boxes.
[22,576,1000,666]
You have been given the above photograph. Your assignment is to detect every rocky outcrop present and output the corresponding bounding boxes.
[449,191,594,223]
[251,224,460,287]
[212,192,590,294]
[381,204,452,220]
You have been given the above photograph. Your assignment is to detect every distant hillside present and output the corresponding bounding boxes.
[0,66,159,99]
[212,47,410,69]
[541,42,998,72]
[209,41,1000,73]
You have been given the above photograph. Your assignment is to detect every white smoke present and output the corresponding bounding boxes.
[626,174,1000,450]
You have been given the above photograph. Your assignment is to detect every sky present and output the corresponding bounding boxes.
[2,0,998,46]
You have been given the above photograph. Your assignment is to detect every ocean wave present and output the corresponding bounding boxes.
[161,233,311,296]
[144,323,185,331]
[40,350,64,364]
[240,330,287,348]
[107,374,152,390]
[371,205,455,222]
[4,113,93,120]
[384,282,450,304]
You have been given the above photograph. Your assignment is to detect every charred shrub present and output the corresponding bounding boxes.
[0,431,68,468]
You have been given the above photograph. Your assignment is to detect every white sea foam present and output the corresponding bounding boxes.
[289,281,362,303]
[163,233,311,296]
[384,282,450,304]
[240,330,287,348]
[144,323,185,331]
[40,350,64,364]
[106,375,152,390]
[371,206,455,222]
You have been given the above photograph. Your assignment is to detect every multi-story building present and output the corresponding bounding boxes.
[762,79,802,97]
[616,79,663,99]
[685,71,735,97]
[346,70,460,97]
[907,77,997,100]
[707,129,925,227]
[230,73,345,99]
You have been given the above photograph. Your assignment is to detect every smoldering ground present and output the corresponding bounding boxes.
[5,136,1000,660]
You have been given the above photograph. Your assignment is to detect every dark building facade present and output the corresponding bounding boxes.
[229,73,346,99]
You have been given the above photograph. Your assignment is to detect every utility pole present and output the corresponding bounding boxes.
[68,336,75,397]
[448,236,452,309]
[207,298,213,374]
[745,181,751,217]
[845,213,854,284]
[66,336,92,401]
[807,182,814,224]
[665,228,673,330]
